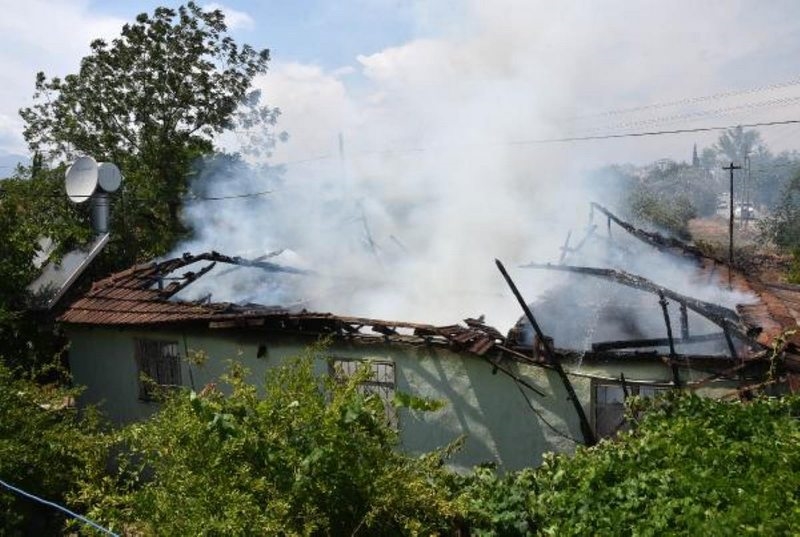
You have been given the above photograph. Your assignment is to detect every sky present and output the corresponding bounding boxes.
[3,0,800,171]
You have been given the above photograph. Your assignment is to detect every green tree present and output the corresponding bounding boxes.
[0,360,103,536]
[0,164,90,371]
[19,2,279,263]
[79,345,461,535]
[714,125,763,164]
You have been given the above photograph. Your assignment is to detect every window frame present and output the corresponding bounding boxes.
[591,379,670,439]
[134,338,182,402]
[328,358,397,427]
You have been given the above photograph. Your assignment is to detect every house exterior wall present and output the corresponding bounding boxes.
[65,324,735,471]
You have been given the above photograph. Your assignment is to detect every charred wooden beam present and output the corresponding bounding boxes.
[722,325,738,359]
[589,202,719,262]
[591,332,726,352]
[689,361,753,390]
[160,262,217,298]
[559,230,573,264]
[195,251,311,275]
[520,262,760,347]
[620,373,630,399]
[495,259,597,446]
[215,250,285,277]
[680,303,690,339]
[371,324,398,336]
[658,291,681,388]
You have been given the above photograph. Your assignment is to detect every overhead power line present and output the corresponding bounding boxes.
[185,189,273,201]
[506,118,800,146]
[571,76,800,119]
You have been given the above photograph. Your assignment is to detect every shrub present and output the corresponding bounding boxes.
[79,344,461,536]
[0,361,102,536]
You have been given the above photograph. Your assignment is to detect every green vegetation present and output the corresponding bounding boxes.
[3,344,800,535]
[1,1,283,372]
[77,347,461,536]
[455,392,800,536]
[17,1,281,265]
[0,361,102,536]
[601,127,800,243]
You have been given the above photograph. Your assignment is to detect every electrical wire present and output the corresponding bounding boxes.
[575,95,800,135]
[570,76,800,120]
[506,118,800,146]
[185,189,273,201]
[0,478,119,536]
[512,377,582,444]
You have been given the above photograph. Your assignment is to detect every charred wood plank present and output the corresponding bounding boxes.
[520,263,759,347]
[680,303,690,339]
[194,251,311,275]
[589,202,719,262]
[371,324,398,336]
[620,373,630,399]
[559,230,572,264]
[591,332,726,352]
[658,291,682,388]
[160,262,217,298]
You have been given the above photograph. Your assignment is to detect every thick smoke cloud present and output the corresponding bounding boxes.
[173,1,758,335]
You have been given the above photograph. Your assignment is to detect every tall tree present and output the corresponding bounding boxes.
[714,125,762,164]
[19,2,279,262]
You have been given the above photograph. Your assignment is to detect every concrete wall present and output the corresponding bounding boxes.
[65,324,735,471]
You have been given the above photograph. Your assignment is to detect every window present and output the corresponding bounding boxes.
[134,339,182,401]
[593,382,669,439]
[329,359,397,427]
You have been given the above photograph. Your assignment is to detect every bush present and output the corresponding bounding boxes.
[0,361,103,536]
[626,185,697,240]
[79,345,461,535]
[761,174,800,253]
[453,392,800,536]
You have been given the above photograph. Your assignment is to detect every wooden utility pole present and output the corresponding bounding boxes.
[722,162,741,290]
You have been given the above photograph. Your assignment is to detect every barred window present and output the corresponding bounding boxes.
[329,359,397,427]
[134,339,182,401]
[593,382,669,438]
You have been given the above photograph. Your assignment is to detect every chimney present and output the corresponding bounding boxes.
[91,191,110,234]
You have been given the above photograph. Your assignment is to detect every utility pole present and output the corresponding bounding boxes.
[722,162,742,289]
[743,151,750,229]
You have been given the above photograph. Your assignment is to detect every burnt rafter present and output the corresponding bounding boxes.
[496,259,598,447]
[591,332,726,352]
[521,262,760,347]
[590,202,720,262]
[147,251,310,292]
[159,262,217,298]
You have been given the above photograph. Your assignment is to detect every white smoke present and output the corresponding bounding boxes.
[173,1,760,333]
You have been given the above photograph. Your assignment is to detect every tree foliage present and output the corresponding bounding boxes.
[0,360,102,536]
[0,165,92,370]
[78,346,460,535]
[454,392,800,535]
[714,125,763,165]
[18,2,279,263]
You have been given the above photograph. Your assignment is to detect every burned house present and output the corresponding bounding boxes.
[58,204,800,471]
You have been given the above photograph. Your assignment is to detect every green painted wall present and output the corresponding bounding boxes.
[65,325,735,471]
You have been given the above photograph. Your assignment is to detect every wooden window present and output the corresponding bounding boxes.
[329,359,397,427]
[134,339,182,401]
[593,382,669,439]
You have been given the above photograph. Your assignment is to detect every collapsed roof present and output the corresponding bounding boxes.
[57,204,800,446]
[58,205,800,356]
